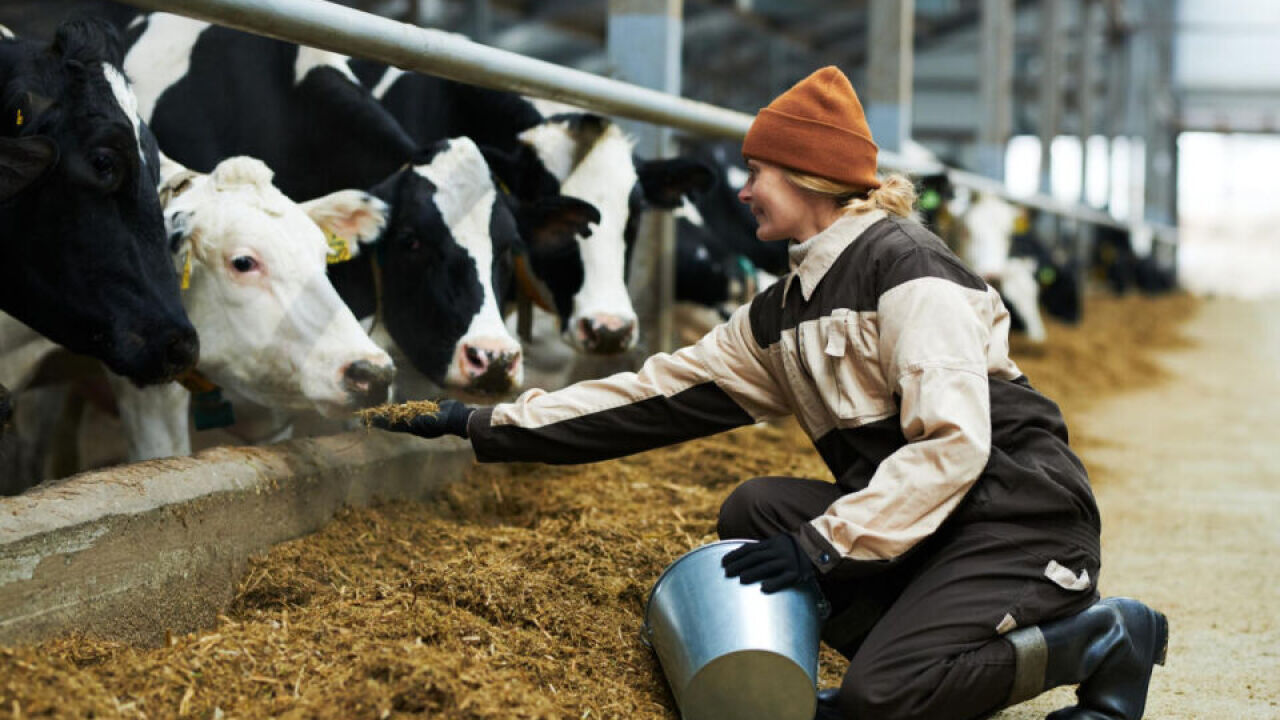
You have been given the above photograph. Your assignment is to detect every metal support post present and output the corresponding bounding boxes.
[608,0,682,356]
[978,0,1014,180]
[865,0,914,153]
[1038,0,1063,197]
[1141,0,1177,229]
[1038,0,1064,250]
[1075,0,1099,281]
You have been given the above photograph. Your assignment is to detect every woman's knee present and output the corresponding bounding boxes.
[837,668,925,720]
[716,476,783,540]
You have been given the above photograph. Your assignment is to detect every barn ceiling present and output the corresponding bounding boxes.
[339,0,1013,114]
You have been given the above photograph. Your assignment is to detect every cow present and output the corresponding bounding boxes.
[123,13,596,397]
[324,136,597,400]
[349,62,714,354]
[1091,224,1177,296]
[0,153,399,463]
[953,193,1084,343]
[674,141,785,296]
[0,17,197,387]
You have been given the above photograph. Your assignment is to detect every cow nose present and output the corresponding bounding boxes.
[342,358,395,406]
[459,343,522,394]
[162,327,200,379]
[579,315,635,355]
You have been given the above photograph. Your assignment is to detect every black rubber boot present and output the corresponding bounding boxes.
[1005,597,1169,719]
[814,688,845,720]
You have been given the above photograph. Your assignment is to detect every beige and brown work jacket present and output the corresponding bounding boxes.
[470,211,1100,579]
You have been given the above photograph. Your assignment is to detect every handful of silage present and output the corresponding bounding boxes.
[355,399,440,428]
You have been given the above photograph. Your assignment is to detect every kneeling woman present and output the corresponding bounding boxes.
[371,66,1167,720]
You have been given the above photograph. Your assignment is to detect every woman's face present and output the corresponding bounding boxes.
[737,158,838,242]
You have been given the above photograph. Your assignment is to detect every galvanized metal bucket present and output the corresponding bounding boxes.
[643,540,828,720]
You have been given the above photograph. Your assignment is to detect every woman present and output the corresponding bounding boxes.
[370,66,1167,720]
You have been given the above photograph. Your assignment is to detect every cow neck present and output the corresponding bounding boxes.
[494,173,556,337]
[175,369,236,430]
[368,238,388,333]
[170,226,236,430]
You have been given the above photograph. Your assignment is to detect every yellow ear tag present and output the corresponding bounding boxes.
[15,109,23,126]
[179,249,192,290]
[324,225,352,264]
[1013,213,1030,235]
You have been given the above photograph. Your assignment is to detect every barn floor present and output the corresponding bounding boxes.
[2,291,1277,719]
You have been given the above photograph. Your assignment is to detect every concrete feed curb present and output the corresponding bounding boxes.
[0,431,472,647]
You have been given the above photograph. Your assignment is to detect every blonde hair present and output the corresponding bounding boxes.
[783,169,918,220]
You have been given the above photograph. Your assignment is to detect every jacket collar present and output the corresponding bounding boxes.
[783,210,887,303]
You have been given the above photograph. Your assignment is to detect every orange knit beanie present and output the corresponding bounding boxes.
[742,66,880,190]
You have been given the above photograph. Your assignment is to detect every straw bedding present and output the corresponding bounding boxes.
[0,292,1197,719]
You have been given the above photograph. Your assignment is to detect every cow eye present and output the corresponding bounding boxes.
[89,149,121,187]
[231,255,259,273]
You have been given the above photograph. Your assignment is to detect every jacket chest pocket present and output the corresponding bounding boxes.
[798,309,895,425]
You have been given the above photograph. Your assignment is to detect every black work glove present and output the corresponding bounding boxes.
[722,533,816,593]
[368,399,474,439]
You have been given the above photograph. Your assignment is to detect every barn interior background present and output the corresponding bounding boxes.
[0,1,1277,718]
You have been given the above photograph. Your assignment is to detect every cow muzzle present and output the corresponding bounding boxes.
[576,314,636,355]
[117,323,200,387]
[341,357,396,408]
[456,340,522,395]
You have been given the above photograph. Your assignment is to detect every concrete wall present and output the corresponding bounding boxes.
[0,431,472,647]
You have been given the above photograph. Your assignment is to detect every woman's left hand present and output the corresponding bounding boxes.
[722,533,816,593]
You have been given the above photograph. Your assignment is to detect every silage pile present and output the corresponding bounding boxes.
[0,293,1197,719]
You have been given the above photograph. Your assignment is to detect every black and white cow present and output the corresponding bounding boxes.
[123,13,595,396]
[0,18,197,385]
[1091,224,1177,296]
[323,136,596,397]
[672,140,785,311]
[349,63,714,355]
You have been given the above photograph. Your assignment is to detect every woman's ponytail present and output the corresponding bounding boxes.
[783,169,919,221]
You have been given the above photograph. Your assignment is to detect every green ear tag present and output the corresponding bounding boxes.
[919,189,941,211]
[324,225,351,264]
[191,388,236,430]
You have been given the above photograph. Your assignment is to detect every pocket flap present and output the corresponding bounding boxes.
[1044,560,1092,592]
[824,327,847,357]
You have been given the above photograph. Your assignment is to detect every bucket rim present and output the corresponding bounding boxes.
[647,540,752,604]
[642,539,754,637]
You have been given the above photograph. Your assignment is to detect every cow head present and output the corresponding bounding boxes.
[0,18,197,385]
[159,155,395,416]
[499,113,712,354]
[344,137,525,395]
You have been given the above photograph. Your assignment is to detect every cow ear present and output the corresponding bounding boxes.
[479,144,560,200]
[0,135,58,201]
[517,195,601,254]
[158,167,202,207]
[636,157,715,209]
[302,190,389,263]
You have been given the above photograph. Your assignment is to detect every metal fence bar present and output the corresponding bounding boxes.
[115,0,1159,234]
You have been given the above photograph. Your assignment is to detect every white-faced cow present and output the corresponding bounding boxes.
[0,154,399,462]
[957,192,1052,343]
[117,154,396,457]
[348,64,714,355]
[123,13,597,397]
[0,18,197,386]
